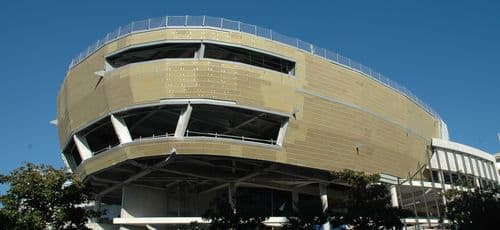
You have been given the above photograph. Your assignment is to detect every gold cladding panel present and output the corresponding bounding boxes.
[59,28,439,178]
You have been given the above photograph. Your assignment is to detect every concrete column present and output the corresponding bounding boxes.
[468,158,481,188]
[73,134,92,160]
[228,183,236,214]
[292,190,299,211]
[60,153,73,173]
[111,114,132,144]
[196,43,205,59]
[92,196,101,223]
[121,185,167,218]
[490,162,499,183]
[437,171,445,184]
[460,153,469,176]
[319,184,330,230]
[475,158,484,179]
[175,104,192,137]
[105,62,113,71]
[120,185,167,230]
[433,149,448,217]
[390,185,399,207]
[475,176,482,189]
[443,151,454,186]
[482,160,492,183]
[276,120,289,146]
[427,152,443,217]
[452,152,463,185]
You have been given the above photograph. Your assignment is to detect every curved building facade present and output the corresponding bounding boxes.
[57,16,498,229]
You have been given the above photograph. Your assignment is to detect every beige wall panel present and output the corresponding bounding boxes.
[304,61,363,103]
[57,83,71,145]
[60,28,301,124]
[58,49,107,144]
[68,85,109,129]
[283,95,429,177]
[103,71,134,112]
[303,55,438,139]
[361,79,407,123]
[126,30,168,45]
[406,101,440,138]
[76,140,281,178]
[65,50,106,105]
[60,60,296,144]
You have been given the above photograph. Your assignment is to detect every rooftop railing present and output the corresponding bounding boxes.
[68,15,440,119]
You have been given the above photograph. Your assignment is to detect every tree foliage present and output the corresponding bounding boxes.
[332,170,410,229]
[281,198,329,230]
[445,188,500,230]
[202,189,269,230]
[0,163,97,230]
[283,169,410,230]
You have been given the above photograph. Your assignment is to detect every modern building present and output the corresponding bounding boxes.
[56,16,499,229]
[495,153,500,176]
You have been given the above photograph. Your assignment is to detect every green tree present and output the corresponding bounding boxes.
[333,170,409,230]
[0,163,97,230]
[445,188,499,230]
[283,170,410,230]
[202,189,269,230]
[282,198,330,230]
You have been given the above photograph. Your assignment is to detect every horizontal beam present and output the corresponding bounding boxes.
[400,180,474,191]
[222,113,265,135]
[113,217,288,227]
[200,165,274,194]
[268,168,330,184]
[403,218,450,224]
[97,151,175,197]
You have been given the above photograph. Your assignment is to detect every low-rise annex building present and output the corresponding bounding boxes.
[56,16,499,229]
[495,153,500,176]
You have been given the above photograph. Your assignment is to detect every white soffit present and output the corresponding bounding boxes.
[432,138,494,162]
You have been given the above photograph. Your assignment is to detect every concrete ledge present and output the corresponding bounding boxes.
[400,180,475,191]
[113,216,287,227]
[403,218,449,224]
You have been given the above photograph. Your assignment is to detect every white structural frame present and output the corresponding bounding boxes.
[382,138,500,229]
[73,134,92,161]
[430,138,498,183]
[62,99,291,170]
[174,104,192,137]
[110,114,132,144]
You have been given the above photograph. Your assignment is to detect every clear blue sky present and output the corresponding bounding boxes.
[0,0,499,181]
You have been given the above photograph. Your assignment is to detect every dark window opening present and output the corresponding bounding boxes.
[458,173,476,187]
[226,187,292,217]
[117,105,183,140]
[62,140,81,169]
[443,172,460,184]
[204,43,295,75]
[430,170,439,182]
[106,43,200,68]
[479,178,491,189]
[431,169,478,187]
[105,42,296,75]
[81,117,120,154]
[187,104,287,145]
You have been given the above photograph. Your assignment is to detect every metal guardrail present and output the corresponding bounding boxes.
[185,130,277,145]
[90,130,277,156]
[68,15,440,119]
